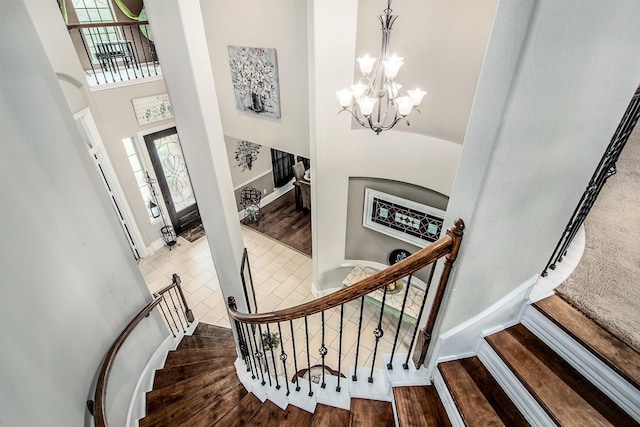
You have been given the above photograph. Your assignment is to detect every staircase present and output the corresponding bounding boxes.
[138,294,640,426]
[139,322,449,426]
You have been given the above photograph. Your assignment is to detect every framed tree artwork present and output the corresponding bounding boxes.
[228,46,281,118]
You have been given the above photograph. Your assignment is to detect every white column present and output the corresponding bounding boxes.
[145,1,247,311]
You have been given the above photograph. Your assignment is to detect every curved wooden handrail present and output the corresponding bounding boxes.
[229,219,465,325]
[93,275,190,427]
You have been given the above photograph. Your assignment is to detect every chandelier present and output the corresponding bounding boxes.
[336,0,426,135]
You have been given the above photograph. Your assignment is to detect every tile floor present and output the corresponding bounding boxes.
[139,225,418,376]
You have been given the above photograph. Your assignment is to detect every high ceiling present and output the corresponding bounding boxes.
[354,0,498,143]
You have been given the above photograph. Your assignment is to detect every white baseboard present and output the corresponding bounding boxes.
[238,181,294,221]
[311,283,341,298]
[432,368,465,427]
[522,306,640,421]
[477,341,554,427]
[426,276,537,376]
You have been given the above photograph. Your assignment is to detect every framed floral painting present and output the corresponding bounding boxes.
[228,46,281,119]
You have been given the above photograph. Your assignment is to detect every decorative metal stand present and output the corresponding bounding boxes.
[145,171,177,250]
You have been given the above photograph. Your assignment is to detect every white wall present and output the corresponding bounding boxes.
[200,0,310,158]
[0,2,165,425]
[437,0,640,333]
[310,0,464,292]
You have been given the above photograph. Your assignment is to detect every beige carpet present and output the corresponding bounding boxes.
[557,123,640,351]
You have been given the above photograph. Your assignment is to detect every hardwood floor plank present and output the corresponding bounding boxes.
[310,404,350,427]
[535,295,640,389]
[394,385,452,427]
[278,404,313,427]
[440,358,529,427]
[487,325,636,426]
[193,323,235,340]
[177,334,236,351]
[141,368,240,426]
[211,393,262,427]
[164,348,237,367]
[245,400,286,426]
[153,357,238,389]
[175,382,248,427]
[145,366,237,413]
[350,398,394,427]
[242,189,312,256]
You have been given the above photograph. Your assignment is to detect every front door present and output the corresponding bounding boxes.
[144,127,200,235]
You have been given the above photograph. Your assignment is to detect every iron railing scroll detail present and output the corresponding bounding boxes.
[542,85,640,277]
[228,219,465,400]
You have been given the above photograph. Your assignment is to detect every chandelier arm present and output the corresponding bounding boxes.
[338,107,372,128]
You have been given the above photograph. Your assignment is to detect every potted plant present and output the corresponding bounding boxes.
[261,331,281,376]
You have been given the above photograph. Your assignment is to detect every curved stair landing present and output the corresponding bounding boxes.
[139,322,439,427]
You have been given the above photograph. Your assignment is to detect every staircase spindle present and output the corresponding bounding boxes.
[336,304,345,392]
[369,285,389,383]
[167,288,186,333]
[352,296,366,382]
[126,25,140,79]
[163,298,181,338]
[387,275,413,369]
[276,322,290,396]
[157,299,176,338]
[304,316,313,397]
[249,324,266,386]
[243,322,258,379]
[404,263,436,369]
[320,311,327,389]
[266,323,281,390]
[290,320,301,392]
[236,320,251,373]
[257,324,272,387]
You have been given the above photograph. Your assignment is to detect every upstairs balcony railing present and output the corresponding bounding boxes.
[67,21,161,87]
[228,219,465,399]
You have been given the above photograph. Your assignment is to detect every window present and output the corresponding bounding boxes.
[123,137,157,221]
[72,0,120,62]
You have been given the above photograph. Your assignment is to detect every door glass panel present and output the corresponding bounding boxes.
[152,134,196,212]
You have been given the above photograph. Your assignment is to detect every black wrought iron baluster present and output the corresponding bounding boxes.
[387,275,413,369]
[304,316,313,397]
[163,296,181,337]
[266,324,280,390]
[167,288,186,333]
[352,296,365,381]
[74,29,100,85]
[319,311,328,388]
[289,320,301,392]
[242,323,257,379]
[257,324,272,387]
[166,288,187,334]
[251,324,266,386]
[157,298,176,338]
[235,320,251,372]
[369,285,389,383]
[126,25,140,78]
[277,322,290,396]
[404,263,437,369]
[336,304,345,392]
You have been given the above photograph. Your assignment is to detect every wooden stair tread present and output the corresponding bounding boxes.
[245,400,286,426]
[394,385,452,427]
[153,356,238,389]
[439,357,529,427]
[277,404,313,426]
[145,365,237,413]
[487,324,636,426]
[141,368,241,426]
[209,392,262,427]
[193,323,234,340]
[164,348,236,367]
[177,334,236,351]
[349,398,394,427]
[535,294,640,389]
[173,382,248,426]
[309,404,350,427]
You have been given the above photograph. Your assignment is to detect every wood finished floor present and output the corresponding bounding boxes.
[241,189,312,257]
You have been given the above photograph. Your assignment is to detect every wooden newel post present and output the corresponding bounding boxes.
[412,218,465,368]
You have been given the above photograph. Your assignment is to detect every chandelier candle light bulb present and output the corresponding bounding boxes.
[336,0,426,134]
